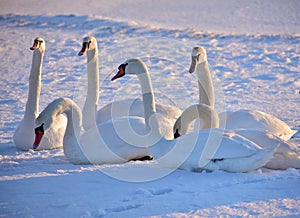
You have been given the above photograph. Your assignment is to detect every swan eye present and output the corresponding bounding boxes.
[86,41,92,49]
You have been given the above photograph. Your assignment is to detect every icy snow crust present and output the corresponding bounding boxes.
[0,11,299,218]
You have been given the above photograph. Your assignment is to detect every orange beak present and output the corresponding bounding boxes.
[78,42,89,56]
[33,124,44,149]
[111,67,125,81]
[30,41,39,50]
[189,57,197,73]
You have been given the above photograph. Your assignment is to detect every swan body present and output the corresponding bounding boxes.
[174,103,299,169]
[190,46,296,141]
[112,59,277,173]
[152,129,278,173]
[234,129,300,169]
[13,37,66,150]
[78,36,180,130]
[219,110,297,141]
[34,98,151,164]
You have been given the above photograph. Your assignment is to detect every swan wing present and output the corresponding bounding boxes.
[96,98,181,124]
[219,110,296,140]
[96,99,145,124]
[235,129,300,153]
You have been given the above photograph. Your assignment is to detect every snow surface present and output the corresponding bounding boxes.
[0,0,300,217]
[1,0,300,34]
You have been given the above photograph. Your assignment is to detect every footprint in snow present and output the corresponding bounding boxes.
[133,188,173,196]
[82,204,143,217]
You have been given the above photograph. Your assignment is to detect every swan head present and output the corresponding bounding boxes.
[111,59,148,81]
[30,37,45,53]
[78,36,98,56]
[33,123,44,149]
[33,100,60,149]
[173,114,189,139]
[189,46,207,73]
[173,123,182,139]
[32,98,79,149]
[33,116,51,150]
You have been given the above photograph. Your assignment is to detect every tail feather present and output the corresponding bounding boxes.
[264,152,300,169]
[214,144,279,173]
[291,129,300,139]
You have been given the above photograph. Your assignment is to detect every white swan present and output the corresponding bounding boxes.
[111,59,278,173]
[173,104,300,169]
[190,46,296,140]
[33,98,152,164]
[78,36,181,130]
[13,37,67,150]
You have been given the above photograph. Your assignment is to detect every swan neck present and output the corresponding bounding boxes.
[178,104,220,135]
[63,103,81,143]
[38,98,81,143]
[196,60,215,108]
[25,50,43,120]
[82,48,99,130]
[86,48,99,104]
[137,71,156,129]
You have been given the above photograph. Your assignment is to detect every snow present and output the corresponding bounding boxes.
[1,0,300,34]
[0,0,299,217]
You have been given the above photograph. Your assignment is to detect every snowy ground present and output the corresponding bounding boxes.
[0,0,300,217]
